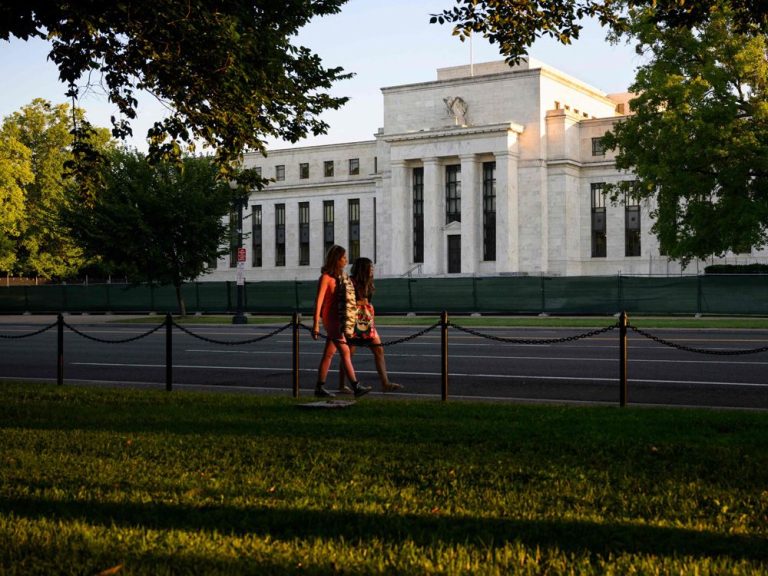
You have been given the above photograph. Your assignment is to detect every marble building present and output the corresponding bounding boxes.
[205,58,764,282]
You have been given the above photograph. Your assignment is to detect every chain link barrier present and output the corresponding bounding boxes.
[450,321,618,344]
[299,322,442,347]
[65,320,166,344]
[0,321,58,339]
[629,325,768,356]
[172,320,292,346]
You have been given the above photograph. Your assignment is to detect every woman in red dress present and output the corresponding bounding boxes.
[311,245,371,398]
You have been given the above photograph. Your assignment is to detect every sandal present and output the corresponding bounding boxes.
[383,382,403,392]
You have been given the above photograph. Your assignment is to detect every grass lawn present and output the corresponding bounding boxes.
[1,383,767,574]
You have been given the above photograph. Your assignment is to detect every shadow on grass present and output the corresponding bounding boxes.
[3,495,766,561]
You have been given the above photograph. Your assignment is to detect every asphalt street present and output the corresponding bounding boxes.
[1,317,767,409]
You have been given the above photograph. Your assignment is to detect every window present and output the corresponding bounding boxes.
[374,156,378,174]
[348,199,360,261]
[299,163,309,179]
[298,202,310,265]
[349,158,359,175]
[482,162,496,261]
[275,203,285,266]
[324,160,334,177]
[412,167,424,263]
[228,204,241,268]
[323,200,334,255]
[591,183,606,258]
[252,205,262,267]
[591,137,605,156]
[445,164,461,223]
[275,165,285,181]
[625,191,641,257]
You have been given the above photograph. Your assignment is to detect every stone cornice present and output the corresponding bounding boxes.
[382,122,524,143]
[258,178,378,194]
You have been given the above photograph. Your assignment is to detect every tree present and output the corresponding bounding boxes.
[0,1,351,173]
[432,1,768,63]
[0,99,112,278]
[600,3,768,263]
[0,131,32,272]
[64,149,240,315]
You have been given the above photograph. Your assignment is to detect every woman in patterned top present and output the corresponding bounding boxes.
[338,257,403,394]
[311,245,371,398]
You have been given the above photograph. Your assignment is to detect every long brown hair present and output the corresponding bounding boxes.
[322,244,346,276]
[350,257,375,300]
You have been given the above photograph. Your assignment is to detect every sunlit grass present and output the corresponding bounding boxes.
[2,383,767,574]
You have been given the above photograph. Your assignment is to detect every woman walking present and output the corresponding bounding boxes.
[338,257,403,394]
[311,245,371,398]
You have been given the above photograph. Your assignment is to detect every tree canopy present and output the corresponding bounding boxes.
[433,1,768,63]
[0,99,112,278]
[601,3,768,262]
[63,149,239,315]
[0,1,351,173]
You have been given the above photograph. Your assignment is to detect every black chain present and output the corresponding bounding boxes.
[0,320,58,339]
[172,321,292,345]
[299,322,442,347]
[450,322,618,345]
[65,320,165,344]
[629,325,768,356]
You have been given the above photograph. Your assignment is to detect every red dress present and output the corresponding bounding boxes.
[314,273,343,341]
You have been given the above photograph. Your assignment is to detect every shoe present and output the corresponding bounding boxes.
[350,381,372,398]
[314,385,336,398]
[383,382,403,392]
[337,385,354,395]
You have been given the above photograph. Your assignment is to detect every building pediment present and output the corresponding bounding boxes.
[382,122,524,144]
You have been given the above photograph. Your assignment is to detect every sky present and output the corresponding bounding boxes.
[0,0,643,152]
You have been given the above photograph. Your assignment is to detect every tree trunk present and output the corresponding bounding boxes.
[175,282,186,317]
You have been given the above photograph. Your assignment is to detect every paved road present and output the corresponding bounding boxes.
[1,317,767,409]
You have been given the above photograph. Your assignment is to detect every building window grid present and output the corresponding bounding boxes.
[299,163,309,179]
[299,202,310,266]
[591,137,605,156]
[324,160,334,177]
[323,200,334,256]
[228,207,241,268]
[624,191,641,257]
[591,183,607,258]
[349,158,359,175]
[275,203,286,267]
[482,162,496,261]
[275,165,285,181]
[251,205,262,267]
[445,164,461,224]
[412,167,424,264]
[348,199,360,262]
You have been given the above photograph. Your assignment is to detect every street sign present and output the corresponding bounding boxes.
[236,261,245,285]
[237,247,247,262]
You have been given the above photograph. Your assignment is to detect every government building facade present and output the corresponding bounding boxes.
[205,58,766,282]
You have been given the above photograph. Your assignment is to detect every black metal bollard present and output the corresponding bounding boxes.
[165,313,173,391]
[57,313,64,386]
[619,311,628,407]
[441,311,449,401]
[292,312,301,398]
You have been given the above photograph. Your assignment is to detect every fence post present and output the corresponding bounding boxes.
[57,313,64,386]
[165,313,173,391]
[441,310,449,401]
[619,311,628,407]
[292,311,301,398]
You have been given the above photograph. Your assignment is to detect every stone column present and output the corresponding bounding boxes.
[494,151,519,272]
[422,157,442,275]
[389,160,409,275]
[460,154,478,274]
